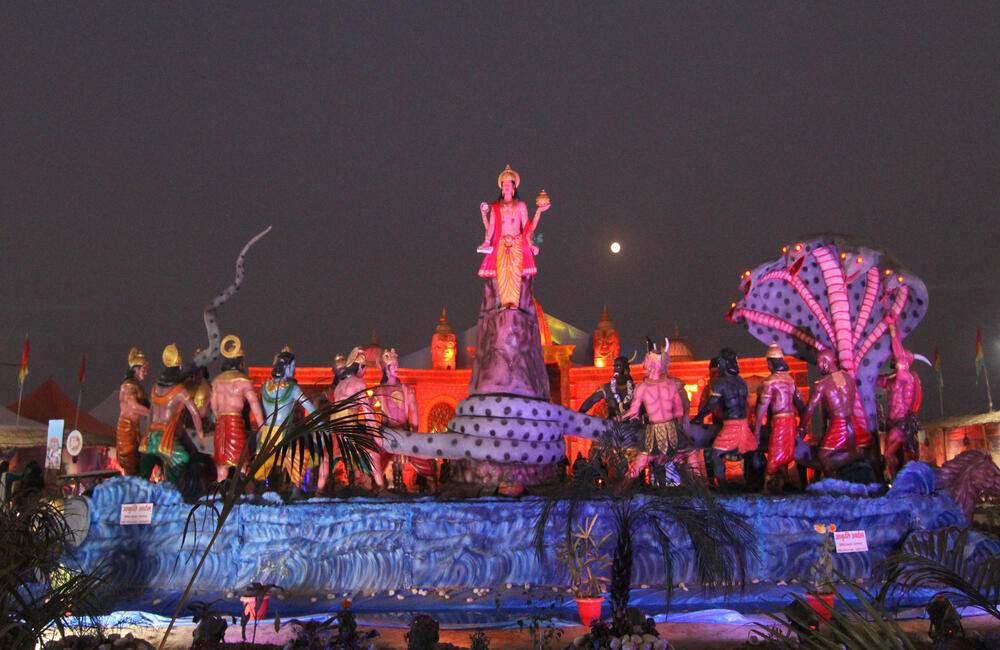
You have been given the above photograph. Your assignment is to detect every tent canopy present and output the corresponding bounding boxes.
[6,379,115,448]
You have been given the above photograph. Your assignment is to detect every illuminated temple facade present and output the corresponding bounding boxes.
[250,303,809,461]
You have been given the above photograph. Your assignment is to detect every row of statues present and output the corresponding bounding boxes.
[577,319,921,493]
[116,337,428,496]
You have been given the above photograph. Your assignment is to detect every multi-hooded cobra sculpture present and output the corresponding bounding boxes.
[727,234,928,435]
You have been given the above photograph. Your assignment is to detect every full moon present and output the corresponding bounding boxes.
[610,241,621,254]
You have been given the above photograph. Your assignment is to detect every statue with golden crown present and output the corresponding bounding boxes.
[139,344,205,484]
[374,348,436,488]
[469,166,551,399]
[331,347,379,490]
[210,335,265,484]
[117,347,150,476]
[477,165,550,311]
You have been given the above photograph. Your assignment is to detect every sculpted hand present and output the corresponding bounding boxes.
[480,202,490,214]
[536,203,551,213]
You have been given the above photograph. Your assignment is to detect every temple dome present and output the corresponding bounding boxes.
[668,327,696,362]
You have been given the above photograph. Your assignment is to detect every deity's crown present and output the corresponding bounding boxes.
[379,347,399,370]
[162,344,182,368]
[498,164,520,188]
[272,345,294,364]
[346,346,366,368]
[128,347,148,369]
[332,353,346,371]
[766,340,785,360]
[220,334,245,359]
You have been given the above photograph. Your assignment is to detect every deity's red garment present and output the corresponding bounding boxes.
[713,418,756,454]
[214,414,246,467]
[766,413,797,475]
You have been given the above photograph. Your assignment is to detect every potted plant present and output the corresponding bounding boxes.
[806,523,838,619]
[555,513,612,625]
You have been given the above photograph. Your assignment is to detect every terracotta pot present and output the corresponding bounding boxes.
[240,593,270,621]
[575,596,604,626]
[804,592,836,620]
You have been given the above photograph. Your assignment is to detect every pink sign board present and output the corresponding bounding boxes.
[120,503,154,525]
[834,529,868,553]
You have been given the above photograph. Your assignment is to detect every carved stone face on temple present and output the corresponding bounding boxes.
[594,328,620,368]
[432,333,457,370]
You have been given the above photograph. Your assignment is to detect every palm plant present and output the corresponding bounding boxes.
[157,390,382,649]
[0,497,105,648]
[534,420,756,623]
[751,576,917,649]
[879,526,1000,620]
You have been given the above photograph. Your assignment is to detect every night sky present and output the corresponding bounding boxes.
[2,3,998,418]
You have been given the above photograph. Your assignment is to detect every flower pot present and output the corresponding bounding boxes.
[575,596,604,626]
[240,593,270,621]
[804,592,835,620]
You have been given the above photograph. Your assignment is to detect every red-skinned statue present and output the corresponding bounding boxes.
[878,322,922,480]
[117,347,150,476]
[332,347,379,489]
[802,350,861,477]
[754,341,807,494]
[622,339,689,480]
[477,165,550,310]
[210,335,265,483]
[139,344,205,484]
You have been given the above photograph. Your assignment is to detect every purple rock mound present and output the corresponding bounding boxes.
[468,282,549,400]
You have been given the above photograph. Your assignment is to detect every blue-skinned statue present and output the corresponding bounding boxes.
[255,346,316,489]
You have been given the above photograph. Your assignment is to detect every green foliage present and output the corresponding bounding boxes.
[750,577,917,649]
[880,526,1000,620]
[554,513,611,598]
[158,391,382,650]
[536,420,756,621]
[0,497,105,648]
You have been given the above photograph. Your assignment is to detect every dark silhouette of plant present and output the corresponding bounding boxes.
[468,629,490,650]
[0,497,105,648]
[880,527,1000,621]
[240,582,284,645]
[188,599,229,646]
[535,420,755,623]
[405,613,439,650]
[156,391,382,650]
[288,610,378,649]
[750,576,917,649]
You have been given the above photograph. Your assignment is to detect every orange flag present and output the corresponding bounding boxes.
[17,335,29,387]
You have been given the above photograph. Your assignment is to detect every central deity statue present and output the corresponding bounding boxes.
[469,166,552,400]
[477,164,550,310]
